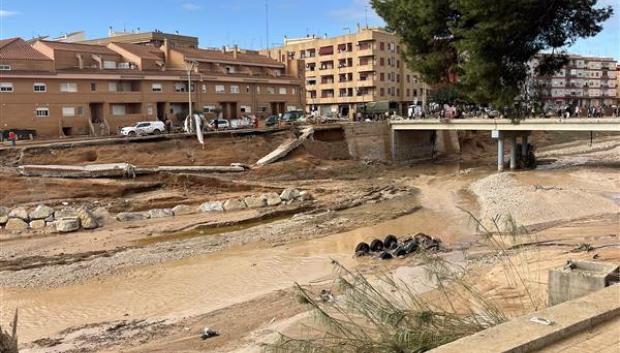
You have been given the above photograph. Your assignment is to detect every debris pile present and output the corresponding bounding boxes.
[0,204,104,234]
[354,233,442,260]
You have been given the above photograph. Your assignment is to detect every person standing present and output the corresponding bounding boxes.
[8,131,16,147]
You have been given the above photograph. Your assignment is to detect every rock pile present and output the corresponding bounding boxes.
[354,233,442,260]
[198,188,311,213]
[0,204,104,234]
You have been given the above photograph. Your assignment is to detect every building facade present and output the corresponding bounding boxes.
[0,33,304,138]
[263,28,428,119]
[535,54,618,109]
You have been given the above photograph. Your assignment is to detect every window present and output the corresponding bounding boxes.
[256,86,261,94]
[103,61,117,69]
[215,85,225,93]
[380,73,385,81]
[240,105,251,113]
[230,85,240,94]
[225,66,236,74]
[33,82,47,92]
[380,88,385,96]
[246,85,250,93]
[62,107,76,117]
[0,65,11,71]
[291,88,296,95]
[91,82,97,92]
[175,83,187,92]
[117,62,131,69]
[202,84,207,93]
[108,82,118,92]
[380,58,385,66]
[279,87,287,95]
[60,82,78,92]
[267,87,275,94]
[0,82,13,92]
[203,105,216,113]
[380,42,385,50]
[35,107,49,117]
[152,83,163,92]
[77,106,84,115]
[111,104,126,116]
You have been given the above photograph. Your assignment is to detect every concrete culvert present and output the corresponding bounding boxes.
[370,239,384,252]
[384,235,398,250]
[378,251,393,260]
[355,242,370,256]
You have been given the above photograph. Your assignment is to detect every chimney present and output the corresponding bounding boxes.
[162,38,171,69]
[233,45,239,59]
[221,46,226,53]
[108,26,113,37]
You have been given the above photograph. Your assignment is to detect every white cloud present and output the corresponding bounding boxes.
[181,3,202,11]
[0,9,18,17]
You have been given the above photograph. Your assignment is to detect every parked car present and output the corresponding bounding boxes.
[229,117,253,130]
[281,110,305,124]
[208,119,231,130]
[120,121,165,137]
[265,115,279,127]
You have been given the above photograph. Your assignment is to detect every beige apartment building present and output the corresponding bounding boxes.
[263,27,428,119]
[0,32,304,139]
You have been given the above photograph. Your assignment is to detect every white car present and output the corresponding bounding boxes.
[208,119,231,130]
[120,121,165,137]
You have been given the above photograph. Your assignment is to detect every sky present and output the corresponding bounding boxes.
[0,0,618,60]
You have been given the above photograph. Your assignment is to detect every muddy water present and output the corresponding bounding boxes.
[1,207,471,343]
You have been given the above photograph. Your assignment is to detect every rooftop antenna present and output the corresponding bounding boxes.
[344,27,351,34]
[365,6,369,28]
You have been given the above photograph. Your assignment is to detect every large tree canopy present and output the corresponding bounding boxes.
[371,0,613,110]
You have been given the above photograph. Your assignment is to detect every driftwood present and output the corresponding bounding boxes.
[0,309,18,353]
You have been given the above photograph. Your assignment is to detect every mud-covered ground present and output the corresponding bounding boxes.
[0,129,619,353]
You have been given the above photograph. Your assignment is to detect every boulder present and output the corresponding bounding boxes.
[29,219,46,230]
[0,215,8,225]
[172,205,193,216]
[76,207,99,229]
[223,199,247,212]
[280,188,301,201]
[92,207,110,222]
[298,191,313,202]
[263,193,282,207]
[5,218,29,232]
[244,195,267,209]
[0,206,8,217]
[54,208,77,219]
[199,201,224,213]
[56,217,80,233]
[116,212,150,222]
[29,205,55,220]
[148,208,175,219]
[8,207,29,221]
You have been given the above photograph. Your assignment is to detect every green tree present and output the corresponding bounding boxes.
[372,0,613,113]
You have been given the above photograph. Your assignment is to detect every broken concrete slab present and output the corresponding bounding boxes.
[76,208,99,229]
[263,192,282,206]
[199,201,224,213]
[280,188,301,201]
[256,127,314,166]
[223,199,247,212]
[148,208,175,219]
[29,219,46,230]
[172,205,193,216]
[244,195,267,209]
[29,205,55,220]
[116,212,150,222]
[18,163,137,178]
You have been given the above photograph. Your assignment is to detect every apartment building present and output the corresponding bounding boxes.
[263,27,428,118]
[0,33,304,138]
[534,54,618,108]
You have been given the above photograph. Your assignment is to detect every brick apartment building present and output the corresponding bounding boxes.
[534,54,618,109]
[263,27,428,119]
[0,32,304,138]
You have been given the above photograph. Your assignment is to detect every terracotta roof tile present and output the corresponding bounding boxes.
[0,38,53,61]
[174,47,284,67]
[110,42,164,61]
[38,40,118,56]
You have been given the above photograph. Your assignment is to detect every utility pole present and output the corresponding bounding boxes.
[365,6,369,28]
[185,60,197,130]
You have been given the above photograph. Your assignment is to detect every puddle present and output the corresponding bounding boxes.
[0,207,473,343]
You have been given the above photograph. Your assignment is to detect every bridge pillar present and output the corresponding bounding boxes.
[510,135,518,170]
[521,134,529,156]
[497,132,505,172]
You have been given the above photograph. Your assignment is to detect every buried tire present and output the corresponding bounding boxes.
[384,235,398,250]
[355,242,370,256]
[369,239,384,252]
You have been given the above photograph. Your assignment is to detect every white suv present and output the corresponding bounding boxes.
[120,121,165,137]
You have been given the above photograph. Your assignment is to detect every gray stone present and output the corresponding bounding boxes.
[29,219,46,230]
[0,215,8,225]
[76,207,99,229]
[263,192,282,207]
[0,206,8,217]
[5,218,29,232]
[280,188,301,201]
[244,195,267,209]
[44,215,55,222]
[116,212,150,222]
[29,204,55,220]
[148,208,174,219]
[56,217,80,233]
[92,207,110,221]
[54,208,77,219]
[199,201,224,213]
[9,207,29,221]
[298,191,313,202]
[172,205,193,216]
[223,199,247,212]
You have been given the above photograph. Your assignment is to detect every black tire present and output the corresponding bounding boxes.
[403,240,418,254]
[384,235,398,250]
[128,131,136,137]
[378,251,393,260]
[393,246,408,257]
[354,242,370,255]
[153,129,161,135]
[369,239,384,252]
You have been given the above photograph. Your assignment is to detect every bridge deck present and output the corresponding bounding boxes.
[390,118,620,132]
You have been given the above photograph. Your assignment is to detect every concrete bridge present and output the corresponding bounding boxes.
[390,118,620,171]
